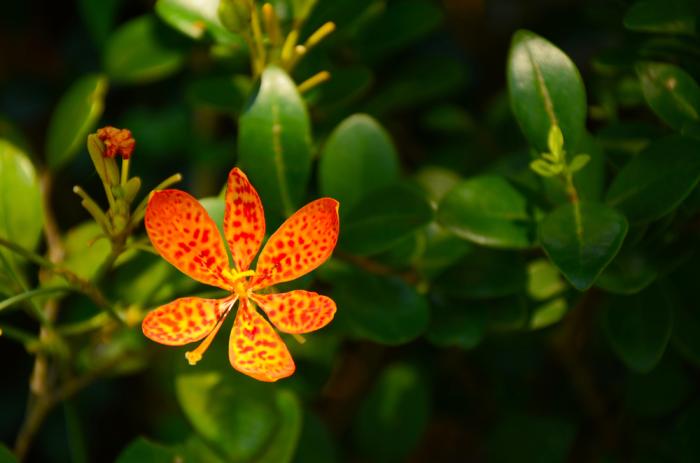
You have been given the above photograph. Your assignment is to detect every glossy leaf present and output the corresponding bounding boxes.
[606,135,700,223]
[434,248,527,299]
[624,0,697,36]
[340,183,433,255]
[104,15,187,84]
[115,437,180,463]
[544,133,605,203]
[0,140,43,291]
[604,283,673,373]
[637,62,700,132]
[539,202,628,291]
[156,0,245,45]
[507,30,587,151]
[437,175,534,249]
[176,371,302,462]
[332,270,429,345]
[319,114,400,214]
[238,66,312,222]
[597,248,658,295]
[45,74,107,170]
[353,364,430,463]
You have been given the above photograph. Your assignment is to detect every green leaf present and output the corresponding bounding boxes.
[54,222,111,282]
[176,371,302,463]
[104,15,188,85]
[238,66,312,223]
[115,437,180,463]
[291,0,318,21]
[437,175,534,249]
[353,364,430,463]
[433,248,527,299]
[604,283,673,373]
[539,202,628,291]
[292,412,337,463]
[568,154,590,173]
[597,248,658,295]
[156,0,245,44]
[624,0,698,36]
[340,184,434,255]
[0,140,43,289]
[186,75,251,113]
[605,135,700,223]
[637,62,700,132]
[332,269,429,345]
[78,0,120,45]
[527,258,566,301]
[319,114,400,214]
[426,297,486,350]
[0,445,17,463]
[414,223,472,280]
[355,0,442,62]
[530,298,568,330]
[414,166,462,203]
[45,74,107,170]
[507,30,587,152]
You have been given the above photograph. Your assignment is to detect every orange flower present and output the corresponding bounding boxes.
[142,168,339,381]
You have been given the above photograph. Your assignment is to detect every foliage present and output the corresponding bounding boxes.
[2,0,700,461]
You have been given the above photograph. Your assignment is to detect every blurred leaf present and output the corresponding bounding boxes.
[624,0,698,36]
[437,175,534,249]
[353,364,430,463]
[332,269,429,345]
[625,357,692,417]
[355,0,442,62]
[427,298,486,350]
[56,222,111,282]
[319,114,400,214]
[292,412,337,463]
[421,104,476,135]
[115,437,180,463]
[310,66,373,113]
[291,0,318,21]
[176,371,302,462]
[0,445,16,463]
[239,66,312,223]
[366,56,467,114]
[527,259,566,301]
[181,436,226,463]
[488,414,575,463]
[540,202,628,291]
[414,223,472,280]
[78,0,120,45]
[597,248,658,295]
[434,248,527,299]
[414,166,462,203]
[340,183,433,255]
[530,298,567,330]
[104,15,188,85]
[507,30,587,152]
[156,0,247,46]
[606,135,700,223]
[45,74,107,170]
[186,75,251,113]
[0,140,43,292]
[637,62,700,132]
[488,296,529,332]
[604,283,673,373]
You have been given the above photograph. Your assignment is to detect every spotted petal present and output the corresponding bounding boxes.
[142,297,229,346]
[146,190,232,289]
[251,198,339,289]
[251,291,336,334]
[229,298,295,382]
[224,167,266,271]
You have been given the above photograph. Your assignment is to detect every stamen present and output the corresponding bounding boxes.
[184,299,236,365]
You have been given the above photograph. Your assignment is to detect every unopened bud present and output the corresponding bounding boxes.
[97,126,135,159]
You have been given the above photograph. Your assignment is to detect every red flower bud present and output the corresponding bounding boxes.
[96,126,135,159]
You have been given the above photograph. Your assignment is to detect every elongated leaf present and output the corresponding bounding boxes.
[46,74,107,170]
[0,140,43,292]
[437,175,534,249]
[319,114,400,214]
[606,135,700,223]
[624,0,698,36]
[155,0,244,44]
[353,364,430,463]
[238,66,312,223]
[507,30,587,151]
[104,15,188,84]
[604,283,673,373]
[340,184,434,255]
[539,202,628,291]
[637,62,700,132]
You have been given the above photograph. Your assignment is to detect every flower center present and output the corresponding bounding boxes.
[222,268,255,297]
